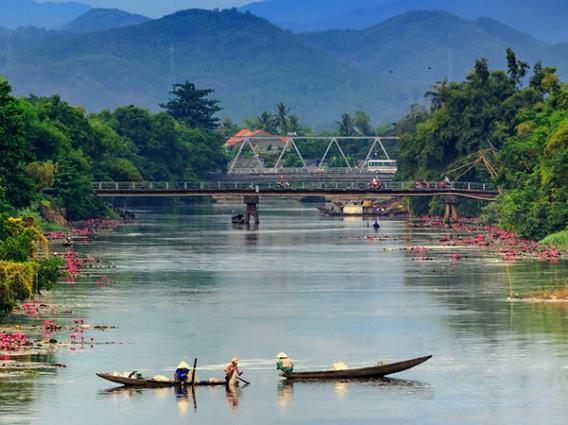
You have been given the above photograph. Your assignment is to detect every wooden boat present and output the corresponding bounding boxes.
[281,355,432,380]
[96,373,228,388]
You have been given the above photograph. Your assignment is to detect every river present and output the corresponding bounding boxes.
[1,201,568,425]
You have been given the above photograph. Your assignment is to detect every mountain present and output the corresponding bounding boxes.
[301,12,556,84]
[62,8,151,33]
[0,10,567,129]
[241,0,568,44]
[240,0,392,32]
[0,9,400,128]
[0,0,90,30]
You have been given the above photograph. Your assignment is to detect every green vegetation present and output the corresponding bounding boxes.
[0,215,63,316]
[395,49,567,240]
[0,76,227,221]
[6,10,568,127]
[540,231,568,251]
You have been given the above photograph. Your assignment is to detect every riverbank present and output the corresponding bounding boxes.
[541,230,568,251]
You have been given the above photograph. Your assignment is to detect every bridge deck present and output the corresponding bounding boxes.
[93,181,498,201]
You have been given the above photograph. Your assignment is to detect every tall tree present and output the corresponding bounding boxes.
[506,48,529,87]
[335,113,355,137]
[353,111,373,136]
[256,111,276,133]
[275,102,290,135]
[425,79,451,111]
[0,78,36,209]
[160,81,222,130]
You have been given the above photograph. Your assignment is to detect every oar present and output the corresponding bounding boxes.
[237,376,251,385]
[191,358,197,387]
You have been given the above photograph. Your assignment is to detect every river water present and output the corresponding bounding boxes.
[1,201,568,425]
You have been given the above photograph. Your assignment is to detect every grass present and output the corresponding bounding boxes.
[540,230,568,251]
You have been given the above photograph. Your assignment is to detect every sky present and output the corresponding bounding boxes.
[40,0,253,17]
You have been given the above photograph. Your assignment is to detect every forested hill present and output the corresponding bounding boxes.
[62,8,151,33]
[0,8,399,128]
[1,9,567,128]
[302,12,566,85]
[241,0,568,44]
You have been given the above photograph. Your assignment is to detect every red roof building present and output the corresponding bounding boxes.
[225,129,289,147]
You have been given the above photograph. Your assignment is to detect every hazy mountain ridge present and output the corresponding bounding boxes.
[0,0,90,30]
[0,9,566,128]
[301,11,563,84]
[241,0,568,43]
[62,8,151,33]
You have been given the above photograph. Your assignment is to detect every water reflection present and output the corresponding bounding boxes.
[277,377,433,406]
[225,383,240,411]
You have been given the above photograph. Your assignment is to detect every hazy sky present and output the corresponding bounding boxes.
[41,0,253,17]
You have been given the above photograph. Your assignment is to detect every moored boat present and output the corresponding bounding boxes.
[96,372,227,388]
[280,355,432,380]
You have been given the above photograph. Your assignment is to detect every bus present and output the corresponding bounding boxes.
[366,159,397,174]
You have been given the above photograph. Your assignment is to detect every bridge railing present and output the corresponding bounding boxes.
[228,167,386,175]
[93,181,495,192]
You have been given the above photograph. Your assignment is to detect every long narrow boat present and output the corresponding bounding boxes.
[281,355,432,380]
[96,373,228,388]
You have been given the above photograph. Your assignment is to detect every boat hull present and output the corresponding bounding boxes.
[281,355,432,380]
[96,373,227,388]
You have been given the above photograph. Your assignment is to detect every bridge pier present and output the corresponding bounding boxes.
[443,196,459,224]
[244,195,260,224]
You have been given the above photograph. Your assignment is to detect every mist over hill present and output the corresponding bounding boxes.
[0,0,90,30]
[241,0,568,44]
[62,8,150,33]
[0,9,566,128]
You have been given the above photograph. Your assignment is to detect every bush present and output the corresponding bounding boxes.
[0,261,37,313]
[35,256,64,292]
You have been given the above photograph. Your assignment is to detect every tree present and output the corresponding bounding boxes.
[275,102,290,135]
[160,81,222,129]
[506,48,529,87]
[217,117,238,138]
[353,111,373,136]
[335,113,355,136]
[256,111,277,133]
[0,78,37,209]
[425,79,451,111]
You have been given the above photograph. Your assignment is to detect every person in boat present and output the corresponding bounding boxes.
[224,357,243,383]
[173,361,191,383]
[276,352,294,374]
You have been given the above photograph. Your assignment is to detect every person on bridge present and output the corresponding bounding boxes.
[371,177,382,190]
[276,175,290,189]
[276,352,294,374]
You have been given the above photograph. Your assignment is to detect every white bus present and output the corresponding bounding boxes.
[366,159,397,174]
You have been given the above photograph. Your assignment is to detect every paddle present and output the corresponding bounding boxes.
[191,358,197,387]
[237,376,251,385]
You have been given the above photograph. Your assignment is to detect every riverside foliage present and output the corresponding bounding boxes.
[396,50,567,240]
[0,77,228,220]
[0,215,63,317]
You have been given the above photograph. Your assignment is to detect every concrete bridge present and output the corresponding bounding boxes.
[94,180,497,224]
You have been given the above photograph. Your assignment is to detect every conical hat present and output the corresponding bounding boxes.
[177,361,190,370]
[276,352,288,358]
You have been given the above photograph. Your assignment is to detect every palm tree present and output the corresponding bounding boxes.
[217,117,237,137]
[335,113,355,137]
[425,79,450,111]
[257,111,276,133]
[275,102,291,135]
[288,115,300,133]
